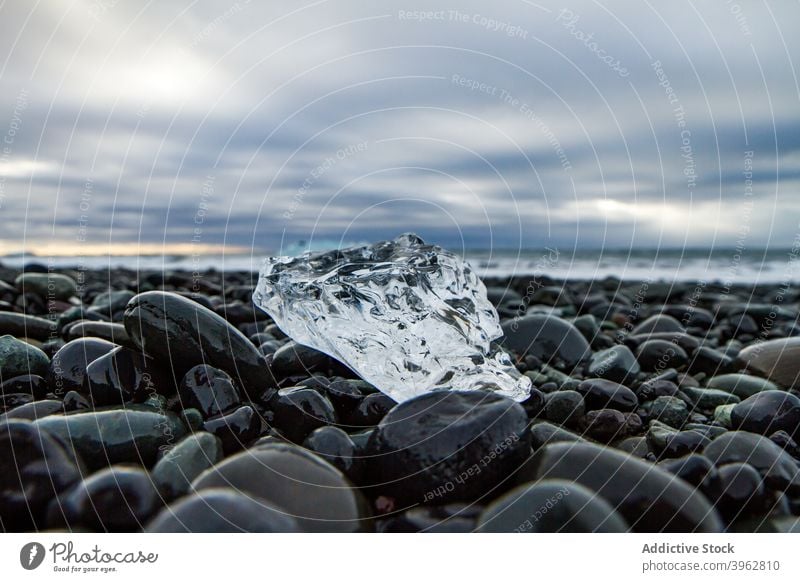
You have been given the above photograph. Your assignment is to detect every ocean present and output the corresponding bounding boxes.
[2,247,798,285]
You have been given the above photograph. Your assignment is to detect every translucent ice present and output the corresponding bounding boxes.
[253,234,531,403]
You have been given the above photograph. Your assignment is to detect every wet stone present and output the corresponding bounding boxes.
[706,374,779,399]
[15,273,77,301]
[178,365,241,418]
[631,314,684,335]
[475,479,629,533]
[0,335,50,379]
[0,374,48,399]
[48,338,117,397]
[519,386,546,418]
[648,396,689,428]
[192,443,369,532]
[585,345,640,384]
[0,312,57,341]
[530,421,586,450]
[730,391,800,437]
[365,391,530,506]
[63,321,132,347]
[52,465,160,532]
[659,454,720,498]
[202,405,261,453]
[0,419,84,530]
[703,431,800,492]
[501,314,591,371]
[303,426,361,483]
[769,430,800,461]
[681,387,741,412]
[347,393,395,428]
[146,488,301,533]
[738,338,800,389]
[269,386,337,443]
[660,430,711,458]
[123,291,276,401]
[544,390,585,426]
[0,399,65,422]
[581,408,628,442]
[576,378,638,412]
[636,339,689,372]
[34,407,186,470]
[83,346,167,405]
[714,463,768,523]
[62,390,90,411]
[518,441,723,532]
[151,432,223,499]
[323,379,365,415]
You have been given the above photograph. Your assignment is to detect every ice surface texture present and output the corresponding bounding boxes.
[253,234,531,403]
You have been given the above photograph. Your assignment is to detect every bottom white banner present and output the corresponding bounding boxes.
[1,534,798,581]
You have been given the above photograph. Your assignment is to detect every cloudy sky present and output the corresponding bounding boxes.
[0,0,798,258]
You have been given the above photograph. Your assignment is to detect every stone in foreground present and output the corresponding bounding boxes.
[254,234,530,403]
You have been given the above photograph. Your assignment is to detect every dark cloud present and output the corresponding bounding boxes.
[0,0,798,255]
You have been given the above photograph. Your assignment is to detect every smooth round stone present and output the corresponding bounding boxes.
[519,387,546,418]
[192,443,369,532]
[303,426,361,483]
[681,387,740,412]
[271,341,349,377]
[769,430,800,461]
[123,291,276,400]
[687,346,735,376]
[55,466,160,532]
[64,321,131,346]
[202,405,261,453]
[84,346,167,405]
[146,488,301,532]
[34,408,186,470]
[15,272,77,300]
[0,392,33,412]
[627,332,700,355]
[715,463,767,522]
[63,390,90,411]
[0,335,49,378]
[89,290,136,314]
[649,396,689,428]
[581,409,628,442]
[659,454,720,497]
[500,314,590,370]
[706,374,778,399]
[347,393,395,427]
[378,503,481,532]
[47,338,117,397]
[660,305,715,329]
[586,345,640,384]
[661,430,711,458]
[0,312,57,341]
[0,399,64,422]
[703,431,800,491]
[475,479,628,532]
[730,391,800,436]
[269,387,337,443]
[530,421,585,449]
[366,391,530,505]
[518,442,723,532]
[576,379,638,412]
[636,340,689,372]
[178,365,241,418]
[738,338,800,388]
[151,432,223,499]
[0,419,83,530]
[544,390,585,426]
[323,379,365,414]
[0,374,48,399]
[637,379,680,401]
[632,314,684,335]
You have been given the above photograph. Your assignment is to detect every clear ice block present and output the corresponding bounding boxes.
[253,234,531,403]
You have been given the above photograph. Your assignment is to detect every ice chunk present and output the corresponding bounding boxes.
[253,234,531,403]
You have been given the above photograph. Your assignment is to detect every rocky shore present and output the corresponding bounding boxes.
[2,262,800,532]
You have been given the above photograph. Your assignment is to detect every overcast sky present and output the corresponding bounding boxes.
[0,0,798,257]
